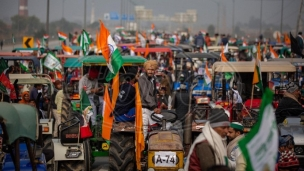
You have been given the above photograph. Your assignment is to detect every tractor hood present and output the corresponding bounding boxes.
[279,117,304,145]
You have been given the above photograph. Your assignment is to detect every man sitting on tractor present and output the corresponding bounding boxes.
[275,82,304,123]
[114,67,139,122]
[139,60,161,139]
[79,68,104,126]
[230,84,243,121]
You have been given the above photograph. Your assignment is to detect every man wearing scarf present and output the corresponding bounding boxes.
[275,82,304,123]
[138,60,161,140]
[227,122,244,170]
[79,68,104,126]
[184,108,230,171]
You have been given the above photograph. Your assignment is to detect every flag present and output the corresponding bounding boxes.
[138,33,146,48]
[203,43,208,53]
[239,88,277,171]
[221,46,228,62]
[135,31,139,45]
[99,21,123,82]
[252,43,263,91]
[224,43,229,53]
[111,74,119,109]
[144,43,149,58]
[135,82,145,170]
[43,52,62,71]
[61,42,73,55]
[290,32,304,58]
[101,85,114,140]
[284,33,290,45]
[269,46,278,58]
[151,23,155,31]
[43,34,49,40]
[58,31,67,41]
[276,32,281,43]
[130,46,136,56]
[12,34,15,44]
[204,62,211,84]
[20,60,29,72]
[279,48,286,58]
[78,30,91,56]
[96,31,101,54]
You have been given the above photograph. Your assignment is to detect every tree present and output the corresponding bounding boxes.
[0,20,9,35]
[207,25,215,36]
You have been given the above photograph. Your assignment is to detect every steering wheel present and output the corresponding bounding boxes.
[151,110,178,123]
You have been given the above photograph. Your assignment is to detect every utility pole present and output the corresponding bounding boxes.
[280,0,284,34]
[296,0,304,34]
[259,0,263,36]
[46,0,50,45]
[120,0,123,26]
[217,3,220,33]
[232,0,235,36]
[84,0,87,29]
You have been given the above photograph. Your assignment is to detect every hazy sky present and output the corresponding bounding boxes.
[0,0,301,31]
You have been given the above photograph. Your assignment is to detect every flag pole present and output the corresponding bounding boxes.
[250,85,254,109]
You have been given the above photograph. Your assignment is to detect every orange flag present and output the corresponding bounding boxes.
[61,42,73,55]
[135,82,145,170]
[221,46,228,62]
[151,23,155,30]
[96,31,101,53]
[111,73,119,109]
[276,32,281,43]
[135,31,139,45]
[101,85,114,140]
[144,43,149,58]
[99,21,111,63]
[284,33,291,45]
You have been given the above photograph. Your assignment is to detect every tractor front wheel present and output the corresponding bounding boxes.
[109,132,135,171]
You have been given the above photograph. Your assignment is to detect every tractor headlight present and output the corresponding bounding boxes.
[294,146,304,155]
[196,97,210,104]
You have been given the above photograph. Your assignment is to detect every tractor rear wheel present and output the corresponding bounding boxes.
[109,132,135,171]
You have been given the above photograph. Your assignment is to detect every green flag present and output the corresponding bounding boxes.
[12,34,15,44]
[78,30,91,56]
[42,52,62,71]
[238,88,278,171]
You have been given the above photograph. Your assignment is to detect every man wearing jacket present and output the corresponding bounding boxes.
[184,108,230,171]
[138,60,161,139]
[227,122,244,170]
[275,82,304,123]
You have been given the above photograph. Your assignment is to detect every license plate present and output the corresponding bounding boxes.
[154,151,177,167]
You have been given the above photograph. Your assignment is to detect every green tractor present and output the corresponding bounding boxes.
[69,55,147,164]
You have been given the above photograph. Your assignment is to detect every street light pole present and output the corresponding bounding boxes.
[217,3,220,33]
[120,0,123,26]
[232,0,235,36]
[46,0,50,47]
[62,0,65,19]
[280,0,284,34]
[84,0,87,29]
[259,0,263,35]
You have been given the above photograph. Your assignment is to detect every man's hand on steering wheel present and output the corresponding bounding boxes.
[154,108,161,114]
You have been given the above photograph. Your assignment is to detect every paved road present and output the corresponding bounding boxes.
[92,157,109,171]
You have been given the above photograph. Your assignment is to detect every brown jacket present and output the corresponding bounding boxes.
[188,140,216,171]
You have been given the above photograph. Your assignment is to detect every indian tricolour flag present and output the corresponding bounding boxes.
[252,44,263,91]
[99,21,123,82]
[61,42,73,55]
[239,88,278,171]
[269,46,278,58]
[43,34,49,40]
[58,31,67,41]
[203,62,211,84]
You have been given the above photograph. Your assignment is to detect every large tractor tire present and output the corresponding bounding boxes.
[61,98,71,123]
[109,132,135,171]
